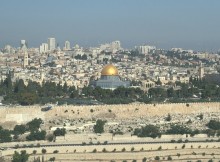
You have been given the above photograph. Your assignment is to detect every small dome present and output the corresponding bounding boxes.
[101,64,118,76]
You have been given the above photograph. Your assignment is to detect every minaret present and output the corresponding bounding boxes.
[23,51,29,68]
[198,63,204,79]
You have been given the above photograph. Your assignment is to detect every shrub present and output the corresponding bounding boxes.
[182,144,185,149]
[192,152,196,155]
[165,114,172,121]
[122,148,126,152]
[12,150,29,162]
[29,144,34,148]
[155,156,160,160]
[92,149,97,153]
[32,150,37,154]
[133,125,161,138]
[89,141,93,145]
[96,141,100,145]
[93,119,106,134]
[53,150,59,153]
[205,129,216,137]
[47,134,54,142]
[14,144,19,149]
[167,125,192,135]
[131,147,135,151]
[41,148,47,154]
[206,120,220,130]
[197,114,203,120]
[82,142,86,145]
[53,128,66,136]
[49,157,55,161]
[167,155,172,160]
[26,130,46,141]
[171,139,175,143]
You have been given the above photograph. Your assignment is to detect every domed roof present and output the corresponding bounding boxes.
[101,64,118,76]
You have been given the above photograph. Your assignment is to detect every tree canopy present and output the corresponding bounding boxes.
[12,150,29,162]
[206,120,220,130]
[93,119,106,134]
[134,125,161,138]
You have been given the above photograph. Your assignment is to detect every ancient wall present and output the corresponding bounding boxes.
[0,102,220,124]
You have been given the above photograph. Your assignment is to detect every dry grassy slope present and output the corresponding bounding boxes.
[0,102,219,124]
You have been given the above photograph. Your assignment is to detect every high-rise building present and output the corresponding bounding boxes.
[135,45,156,55]
[63,41,71,50]
[40,43,49,53]
[20,40,28,51]
[48,38,56,51]
[111,41,121,51]
[100,40,122,53]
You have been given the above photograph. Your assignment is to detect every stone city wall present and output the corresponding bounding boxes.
[0,102,220,124]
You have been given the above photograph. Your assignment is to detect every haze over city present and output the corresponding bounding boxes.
[1,0,220,51]
[1,1,220,162]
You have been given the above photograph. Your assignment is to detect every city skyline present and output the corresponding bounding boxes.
[1,0,220,51]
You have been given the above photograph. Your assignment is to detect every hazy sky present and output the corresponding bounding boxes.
[1,0,220,51]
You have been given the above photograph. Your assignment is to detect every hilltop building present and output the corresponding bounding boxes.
[63,41,71,51]
[40,43,49,54]
[20,40,28,51]
[48,38,56,51]
[91,64,130,90]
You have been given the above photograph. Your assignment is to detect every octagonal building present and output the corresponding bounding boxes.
[91,64,130,90]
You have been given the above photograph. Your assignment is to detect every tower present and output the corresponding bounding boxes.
[40,43,48,53]
[23,51,29,68]
[64,41,71,50]
[198,63,204,79]
[20,40,28,51]
[48,38,56,51]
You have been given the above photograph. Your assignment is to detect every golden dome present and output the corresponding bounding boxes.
[101,64,118,76]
